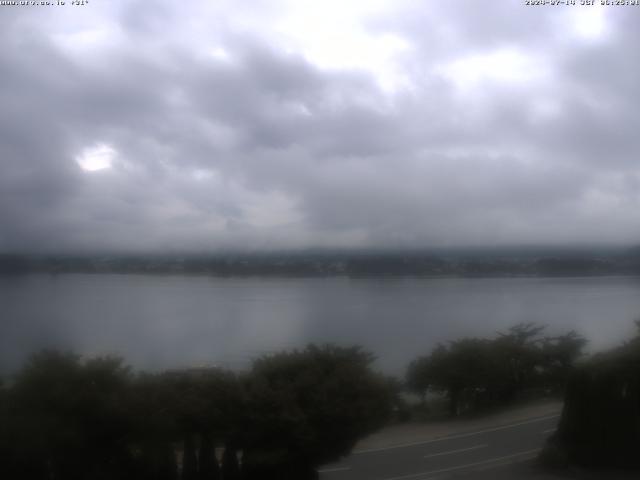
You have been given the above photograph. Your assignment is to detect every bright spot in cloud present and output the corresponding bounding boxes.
[209,46,231,62]
[75,144,116,172]
[570,5,608,40]
[190,168,217,181]
[274,0,411,91]
[52,26,122,58]
[438,49,547,93]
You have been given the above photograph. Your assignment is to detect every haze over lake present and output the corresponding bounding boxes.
[4,3,640,381]
[2,274,639,376]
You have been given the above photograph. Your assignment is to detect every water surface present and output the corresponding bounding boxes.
[1,274,639,375]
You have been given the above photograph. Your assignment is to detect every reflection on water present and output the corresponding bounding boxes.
[1,274,639,375]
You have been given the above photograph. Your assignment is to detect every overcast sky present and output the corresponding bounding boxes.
[1,0,640,253]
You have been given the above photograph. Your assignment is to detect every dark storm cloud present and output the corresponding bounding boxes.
[1,0,639,252]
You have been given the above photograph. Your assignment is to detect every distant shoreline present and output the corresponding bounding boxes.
[1,250,640,278]
[3,271,640,281]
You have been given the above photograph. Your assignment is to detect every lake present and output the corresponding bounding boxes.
[1,274,639,376]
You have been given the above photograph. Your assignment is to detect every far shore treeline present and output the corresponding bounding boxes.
[1,322,639,479]
[1,246,640,277]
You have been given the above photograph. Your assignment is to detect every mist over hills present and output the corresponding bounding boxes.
[2,246,639,277]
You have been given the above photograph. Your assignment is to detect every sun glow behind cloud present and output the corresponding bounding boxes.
[570,4,608,40]
[273,0,411,92]
[75,144,116,172]
[437,48,548,93]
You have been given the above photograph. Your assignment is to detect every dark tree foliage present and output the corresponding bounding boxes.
[198,433,220,480]
[129,367,243,480]
[127,373,179,480]
[406,323,586,417]
[241,344,394,479]
[0,344,392,479]
[221,445,241,480]
[540,331,588,392]
[406,356,432,406]
[543,321,640,469]
[182,435,198,480]
[5,351,135,480]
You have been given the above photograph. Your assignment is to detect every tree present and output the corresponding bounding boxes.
[198,433,220,480]
[8,351,135,480]
[494,322,546,399]
[407,339,499,416]
[406,324,587,417]
[540,331,587,392]
[241,344,393,479]
[129,367,242,480]
[3,345,391,479]
[543,322,640,469]
[127,373,179,480]
[221,445,241,480]
[406,356,432,405]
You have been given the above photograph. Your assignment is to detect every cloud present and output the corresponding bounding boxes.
[0,0,639,252]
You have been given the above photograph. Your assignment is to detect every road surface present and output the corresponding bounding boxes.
[318,413,560,480]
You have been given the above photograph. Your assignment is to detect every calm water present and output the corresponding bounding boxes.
[1,274,640,376]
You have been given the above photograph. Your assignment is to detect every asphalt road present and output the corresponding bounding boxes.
[318,413,560,480]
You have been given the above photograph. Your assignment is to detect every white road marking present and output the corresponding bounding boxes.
[380,448,541,480]
[317,466,351,473]
[354,413,560,454]
[423,443,487,459]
